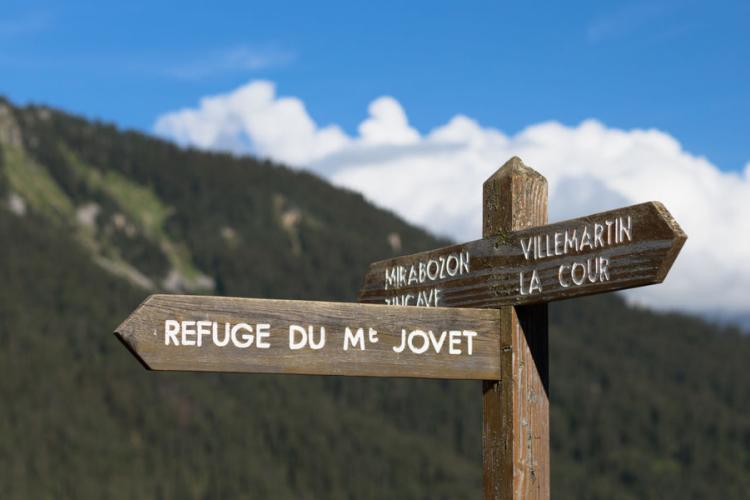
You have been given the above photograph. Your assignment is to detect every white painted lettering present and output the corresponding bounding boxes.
[385,267,397,290]
[429,330,448,353]
[554,232,563,256]
[307,326,325,350]
[407,330,430,354]
[460,251,470,274]
[196,320,212,347]
[231,323,253,348]
[213,322,230,347]
[464,331,477,355]
[426,260,439,280]
[448,330,462,354]
[256,323,271,348]
[408,265,418,285]
[446,254,459,276]
[164,320,180,345]
[393,329,407,353]
[594,223,604,248]
[580,226,592,251]
[529,269,542,294]
[289,324,307,350]
[368,328,379,344]
[571,262,586,286]
[344,327,366,351]
[181,320,196,346]
[620,216,632,242]
[558,264,571,288]
[521,237,533,260]
[564,229,579,254]
[600,257,610,281]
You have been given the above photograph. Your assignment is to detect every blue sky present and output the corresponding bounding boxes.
[1,0,748,171]
[2,1,749,317]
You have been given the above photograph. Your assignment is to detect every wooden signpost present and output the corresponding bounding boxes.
[115,156,686,499]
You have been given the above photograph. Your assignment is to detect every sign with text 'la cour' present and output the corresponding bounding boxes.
[116,294,504,380]
[359,201,686,308]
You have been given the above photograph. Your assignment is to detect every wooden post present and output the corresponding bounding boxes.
[482,157,550,499]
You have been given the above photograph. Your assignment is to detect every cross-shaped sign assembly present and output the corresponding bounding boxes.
[116,157,686,499]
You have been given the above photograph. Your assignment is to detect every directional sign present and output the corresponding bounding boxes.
[112,156,690,500]
[115,294,505,380]
[359,201,686,308]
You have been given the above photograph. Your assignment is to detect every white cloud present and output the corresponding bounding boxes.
[154,81,349,165]
[358,97,420,145]
[154,80,750,317]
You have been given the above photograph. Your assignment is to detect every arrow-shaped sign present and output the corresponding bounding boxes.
[359,202,686,308]
[115,294,505,380]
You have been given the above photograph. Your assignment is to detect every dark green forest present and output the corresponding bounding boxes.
[1,98,748,499]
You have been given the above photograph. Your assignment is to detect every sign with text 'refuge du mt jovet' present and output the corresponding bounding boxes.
[116,295,504,380]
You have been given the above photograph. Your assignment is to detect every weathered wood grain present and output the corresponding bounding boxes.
[481,157,550,500]
[115,294,505,380]
[359,200,686,308]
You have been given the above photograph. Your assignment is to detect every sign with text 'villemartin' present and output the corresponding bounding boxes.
[359,202,685,308]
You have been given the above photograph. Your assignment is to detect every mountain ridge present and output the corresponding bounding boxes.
[1,97,748,499]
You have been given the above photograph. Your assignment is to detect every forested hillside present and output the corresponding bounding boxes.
[1,98,748,499]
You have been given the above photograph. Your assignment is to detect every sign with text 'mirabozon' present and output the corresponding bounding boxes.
[359,202,686,308]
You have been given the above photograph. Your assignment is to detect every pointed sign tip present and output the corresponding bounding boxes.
[112,295,159,371]
[649,201,688,241]
[113,326,154,371]
[645,201,687,283]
